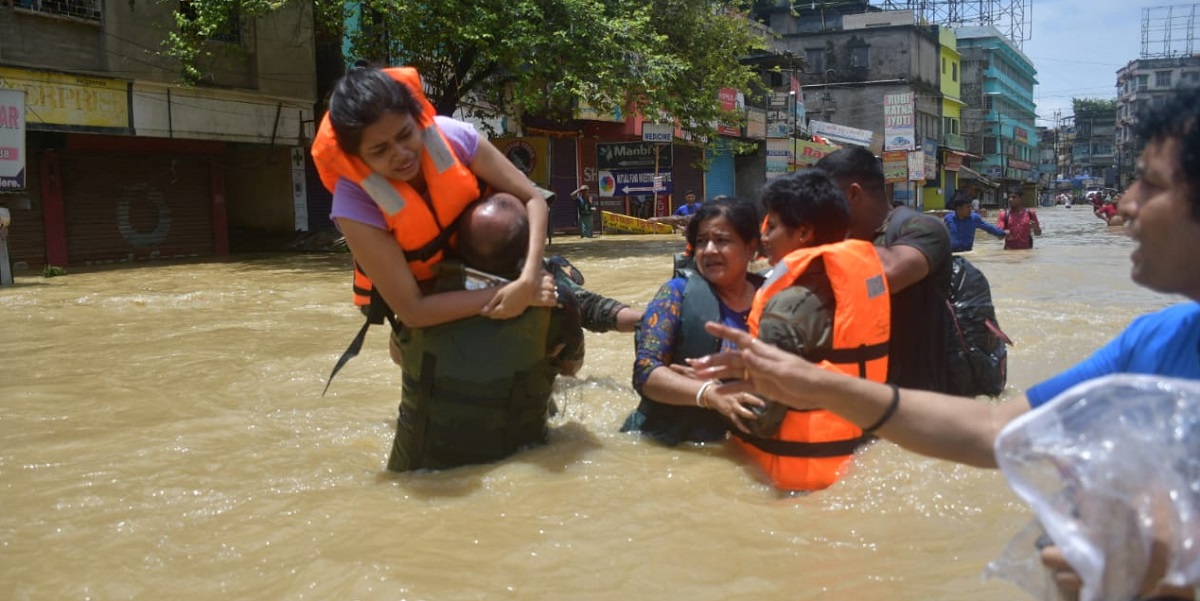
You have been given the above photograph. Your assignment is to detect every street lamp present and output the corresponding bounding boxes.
[788,89,797,136]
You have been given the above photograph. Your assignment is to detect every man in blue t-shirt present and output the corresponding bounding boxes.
[673,190,702,217]
[944,197,1006,252]
[694,85,1200,601]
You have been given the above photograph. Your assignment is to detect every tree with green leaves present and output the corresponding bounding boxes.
[165,0,772,142]
[1072,97,1118,116]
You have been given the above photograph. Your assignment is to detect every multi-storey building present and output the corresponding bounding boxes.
[758,3,945,208]
[957,25,1039,199]
[1115,56,1200,189]
[1,0,317,270]
[1070,99,1117,188]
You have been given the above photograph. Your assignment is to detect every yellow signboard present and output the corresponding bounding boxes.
[0,67,129,129]
[600,210,674,235]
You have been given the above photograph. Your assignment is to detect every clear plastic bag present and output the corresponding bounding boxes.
[985,374,1200,601]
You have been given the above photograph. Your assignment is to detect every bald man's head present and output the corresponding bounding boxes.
[458,192,529,279]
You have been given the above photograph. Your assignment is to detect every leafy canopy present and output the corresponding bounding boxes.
[163,0,771,141]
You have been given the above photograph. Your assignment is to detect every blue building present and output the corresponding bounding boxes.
[956,26,1039,201]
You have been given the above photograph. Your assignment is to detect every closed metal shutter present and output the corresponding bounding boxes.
[60,152,214,265]
[6,150,47,270]
[704,139,736,200]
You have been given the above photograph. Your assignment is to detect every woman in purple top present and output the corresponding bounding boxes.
[326,66,554,329]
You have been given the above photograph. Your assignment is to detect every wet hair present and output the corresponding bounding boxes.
[457,194,529,280]
[684,195,761,255]
[815,146,885,198]
[1133,86,1200,219]
[327,66,422,157]
[760,168,849,246]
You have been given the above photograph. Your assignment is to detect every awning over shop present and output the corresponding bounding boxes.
[957,165,999,188]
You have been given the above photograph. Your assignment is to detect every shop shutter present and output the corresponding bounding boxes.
[60,152,214,265]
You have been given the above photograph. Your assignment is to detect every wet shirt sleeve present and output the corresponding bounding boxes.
[549,286,585,371]
[632,278,686,394]
[887,212,951,272]
[757,270,835,359]
[972,213,1006,237]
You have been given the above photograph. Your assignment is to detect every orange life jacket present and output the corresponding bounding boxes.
[736,239,890,491]
[311,66,480,306]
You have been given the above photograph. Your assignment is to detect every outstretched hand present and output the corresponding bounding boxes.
[687,322,826,411]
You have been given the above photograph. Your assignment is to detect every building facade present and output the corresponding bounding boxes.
[0,0,317,270]
[1070,99,1117,188]
[1115,56,1200,189]
[767,6,945,209]
[957,26,1039,199]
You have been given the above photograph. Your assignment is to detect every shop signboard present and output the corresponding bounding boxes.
[908,150,926,181]
[793,139,838,167]
[0,89,25,190]
[809,120,874,148]
[0,67,129,130]
[716,88,743,137]
[596,169,673,196]
[882,151,908,183]
[596,141,672,171]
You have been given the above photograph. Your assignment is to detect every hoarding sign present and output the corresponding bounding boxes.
[883,91,915,151]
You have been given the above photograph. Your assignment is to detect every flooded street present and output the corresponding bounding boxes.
[0,206,1170,600]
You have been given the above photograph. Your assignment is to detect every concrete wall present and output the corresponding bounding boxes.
[3,3,315,103]
[0,10,104,72]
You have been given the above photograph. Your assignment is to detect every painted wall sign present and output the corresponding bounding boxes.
[0,67,129,130]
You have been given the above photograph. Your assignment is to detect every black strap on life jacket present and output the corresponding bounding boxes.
[806,341,890,379]
[322,288,398,397]
[402,191,460,264]
[731,426,868,458]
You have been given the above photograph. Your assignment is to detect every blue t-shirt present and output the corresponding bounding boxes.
[1026,302,1200,407]
[674,202,702,217]
[944,212,1005,252]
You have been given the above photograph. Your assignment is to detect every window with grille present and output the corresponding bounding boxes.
[13,0,101,21]
[1155,71,1172,87]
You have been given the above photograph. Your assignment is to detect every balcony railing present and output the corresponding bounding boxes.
[942,132,966,151]
[12,0,101,21]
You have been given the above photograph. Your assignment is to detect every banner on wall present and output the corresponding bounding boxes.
[0,89,25,190]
